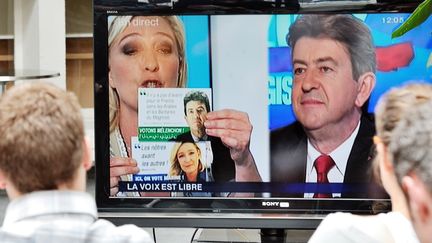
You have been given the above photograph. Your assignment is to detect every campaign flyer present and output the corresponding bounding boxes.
[138,88,212,141]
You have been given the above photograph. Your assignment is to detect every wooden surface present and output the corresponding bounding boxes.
[1,37,94,108]
[66,37,94,108]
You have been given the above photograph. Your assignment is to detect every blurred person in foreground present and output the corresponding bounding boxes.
[389,86,432,243]
[309,83,432,243]
[0,83,153,243]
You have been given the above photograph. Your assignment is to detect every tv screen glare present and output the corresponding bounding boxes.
[94,1,432,226]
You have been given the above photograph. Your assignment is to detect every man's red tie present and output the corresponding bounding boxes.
[313,154,335,198]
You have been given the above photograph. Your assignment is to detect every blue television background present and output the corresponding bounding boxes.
[179,15,211,88]
[268,14,432,130]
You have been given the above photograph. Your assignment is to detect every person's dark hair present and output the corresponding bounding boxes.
[287,14,376,114]
[183,90,211,115]
[287,14,376,80]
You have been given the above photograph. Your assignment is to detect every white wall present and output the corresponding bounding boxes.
[211,15,270,181]
[14,0,66,88]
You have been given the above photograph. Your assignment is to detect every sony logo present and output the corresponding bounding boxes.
[262,202,290,207]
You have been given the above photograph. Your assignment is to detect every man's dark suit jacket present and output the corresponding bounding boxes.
[174,132,235,182]
[271,115,386,198]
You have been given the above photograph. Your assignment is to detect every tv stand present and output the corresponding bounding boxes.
[191,228,314,242]
[260,228,286,242]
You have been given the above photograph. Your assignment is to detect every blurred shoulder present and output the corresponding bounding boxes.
[89,219,153,243]
[309,212,394,243]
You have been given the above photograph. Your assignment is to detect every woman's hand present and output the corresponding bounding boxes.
[109,157,140,196]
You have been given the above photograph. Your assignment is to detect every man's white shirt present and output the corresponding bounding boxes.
[305,120,361,198]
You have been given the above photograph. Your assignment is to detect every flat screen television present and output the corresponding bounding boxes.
[94,0,432,228]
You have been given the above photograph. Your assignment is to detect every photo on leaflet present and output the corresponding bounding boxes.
[131,137,213,183]
[138,88,212,142]
[133,88,214,185]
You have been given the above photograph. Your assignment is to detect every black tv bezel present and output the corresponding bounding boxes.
[94,0,421,228]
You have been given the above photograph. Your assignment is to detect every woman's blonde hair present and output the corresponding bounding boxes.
[169,142,205,177]
[372,83,432,182]
[108,16,187,132]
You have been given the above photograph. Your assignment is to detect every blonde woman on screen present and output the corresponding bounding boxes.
[107,15,261,197]
[169,141,214,197]
[108,15,187,196]
[309,83,430,243]
[169,142,212,182]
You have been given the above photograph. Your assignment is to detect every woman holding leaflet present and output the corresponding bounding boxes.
[108,15,261,197]
[108,16,187,196]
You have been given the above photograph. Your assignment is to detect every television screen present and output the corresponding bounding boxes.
[94,0,432,227]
